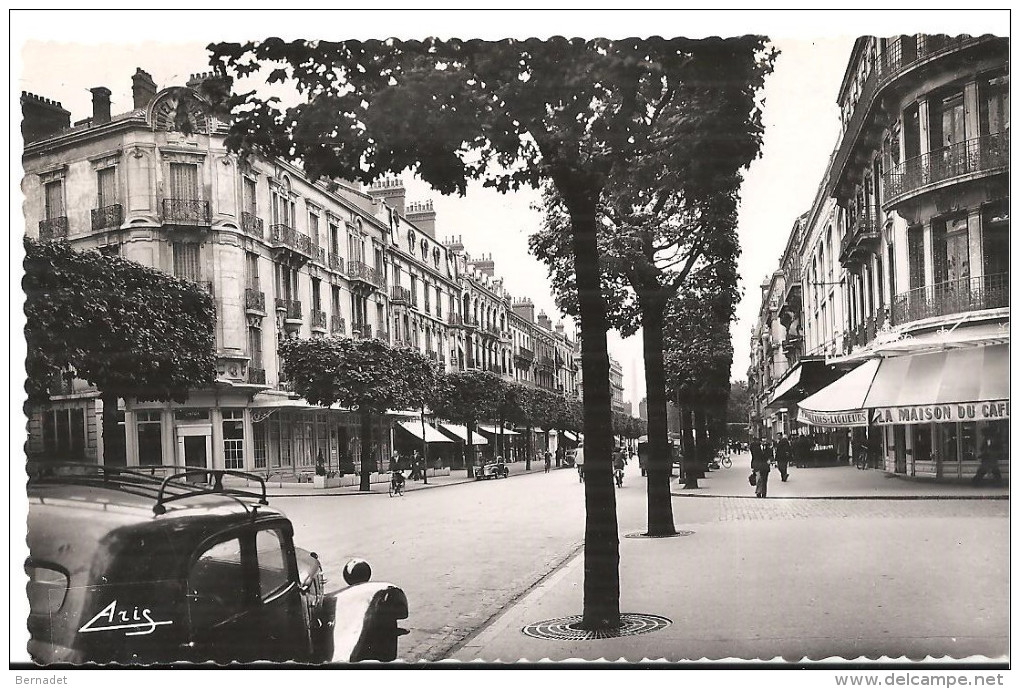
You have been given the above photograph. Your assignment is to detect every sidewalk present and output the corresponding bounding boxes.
[450,460,1009,663]
[672,452,1009,499]
[259,459,562,498]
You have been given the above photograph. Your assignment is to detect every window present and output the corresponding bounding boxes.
[243,177,257,216]
[248,326,263,370]
[932,215,969,286]
[255,530,291,600]
[330,223,340,257]
[374,247,384,275]
[245,252,259,290]
[44,180,64,220]
[982,202,1009,281]
[223,409,245,470]
[423,281,431,313]
[907,226,925,290]
[173,243,201,282]
[309,211,320,248]
[169,163,199,201]
[253,421,267,469]
[930,89,965,152]
[25,562,68,616]
[97,167,116,209]
[189,538,246,630]
[979,74,1009,136]
[136,410,163,466]
[436,286,443,318]
[41,408,85,461]
[311,278,321,312]
[331,286,342,318]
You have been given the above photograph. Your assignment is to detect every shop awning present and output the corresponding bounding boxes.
[397,421,455,443]
[767,358,842,409]
[562,431,580,442]
[799,345,1009,427]
[477,424,520,436]
[436,424,489,445]
[797,359,880,427]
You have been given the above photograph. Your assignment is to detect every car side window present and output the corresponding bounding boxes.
[25,561,69,615]
[255,529,291,600]
[188,537,246,630]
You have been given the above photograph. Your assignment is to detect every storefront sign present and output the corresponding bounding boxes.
[871,400,1010,425]
[797,409,868,427]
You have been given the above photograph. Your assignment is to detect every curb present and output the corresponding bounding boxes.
[671,492,1009,501]
[269,466,557,498]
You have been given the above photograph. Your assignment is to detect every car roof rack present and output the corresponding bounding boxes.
[27,462,269,515]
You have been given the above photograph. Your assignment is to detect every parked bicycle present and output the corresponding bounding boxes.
[719,455,733,469]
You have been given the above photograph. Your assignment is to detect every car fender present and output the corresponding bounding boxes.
[323,582,408,662]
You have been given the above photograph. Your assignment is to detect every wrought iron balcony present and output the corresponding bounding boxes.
[516,346,535,363]
[241,211,264,239]
[245,288,266,314]
[352,323,373,339]
[311,309,327,331]
[162,198,211,226]
[328,253,345,274]
[330,314,346,335]
[91,204,123,231]
[462,314,479,329]
[891,273,1009,326]
[827,34,999,201]
[39,216,69,241]
[447,313,464,326]
[838,206,881,265]
[269,223,314,258]
[391,285,411,304]
[884,133,1008,207]
[275,298,302,321]
[347,261,382,289]
[248,367,267,385]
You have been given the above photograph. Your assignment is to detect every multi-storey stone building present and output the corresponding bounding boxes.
[749,34,1009,480]
[22,68,585,474]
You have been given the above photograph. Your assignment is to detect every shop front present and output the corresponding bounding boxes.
[798,345,1009,481]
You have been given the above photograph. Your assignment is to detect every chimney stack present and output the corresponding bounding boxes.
[21,92,71,144]
[406,198,436,238]
[132,68,157,109]
[555,323,565,336]
[367,176,406,216]
[537,311,553,331]
[90,87,112,125]
[511,298,535,323]
[468,252,495,277]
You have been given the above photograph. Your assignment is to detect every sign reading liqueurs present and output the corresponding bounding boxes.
[871,400,1010,425]
[797,409,868,427]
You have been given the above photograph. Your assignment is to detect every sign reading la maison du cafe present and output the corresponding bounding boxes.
[870,400,1010,426]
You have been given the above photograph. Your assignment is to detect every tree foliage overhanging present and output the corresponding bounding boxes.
[23,238,217,404]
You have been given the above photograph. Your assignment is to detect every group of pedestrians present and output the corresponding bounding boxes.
[749,433,794,498]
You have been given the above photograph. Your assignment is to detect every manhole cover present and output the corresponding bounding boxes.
[625,530,695,539]
[522,613,672,641]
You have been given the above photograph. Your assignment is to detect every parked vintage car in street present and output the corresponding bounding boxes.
[25,463,408,664]
[473,461,509,480]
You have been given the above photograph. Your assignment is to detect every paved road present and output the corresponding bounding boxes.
[276,466,588,661]
[276,462,1008,662]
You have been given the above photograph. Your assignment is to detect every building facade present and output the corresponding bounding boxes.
[748,34,1009,480]
[22,69,585,474]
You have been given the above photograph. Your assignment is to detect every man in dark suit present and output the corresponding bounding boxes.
[750,437,773,498]
[775,433,793,481]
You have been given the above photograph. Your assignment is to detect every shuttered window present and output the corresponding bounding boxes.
[173,243,201,282]
[44,181,64,220]
[169,163,199,201]
[97,167,116,208]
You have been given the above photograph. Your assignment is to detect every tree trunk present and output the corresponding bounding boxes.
[359,408,372,492]
[526,425,533,471]
[564,185,620,630]
[420,407,429,485]
[641,305,676,536]
[695,407,709,476]
[680,404,699,488]
[466,423,475,477]
[101,391,126,466]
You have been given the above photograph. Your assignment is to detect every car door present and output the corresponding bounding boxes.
[185,524,306,662]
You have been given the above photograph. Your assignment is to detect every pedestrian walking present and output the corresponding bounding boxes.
[775,433,792,482]
[750,438,772,498]
[544,451,552,473]
[409,450,422,481]
[972,434,1004,486]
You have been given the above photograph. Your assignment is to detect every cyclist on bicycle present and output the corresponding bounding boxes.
[613,448,626,487]
[390,468,406,494]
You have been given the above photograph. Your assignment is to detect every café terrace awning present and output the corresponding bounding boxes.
[397,421,455,443]
[477,424,520,436]
[798,345,1009,427]
[437,424,489,445]
[766,358,842,410]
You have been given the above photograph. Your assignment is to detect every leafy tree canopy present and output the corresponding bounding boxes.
[430,370,502,426]
[23,238,216,404]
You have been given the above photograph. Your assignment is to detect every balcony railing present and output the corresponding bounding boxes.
[311,309,327,331]
[352,323,373,339]
[328,254,345,274]
[162,199,211,226]
[39,216,69,241]
[884,133,1009,206]
[91,204,123,231]
[245,288,266,314]
[838,206,880,264]
[248,367,267,385]
[241,211,264,239]
[270,224,314,257]
[447,313,464,326]
[462,314,479,329]
[391,286,411,303]
[517,346,535,363]
[275,298,302,321]
[347,261,382,288]
[827,34,994,199]
[330,315,346,335]
[891,273,1009,326]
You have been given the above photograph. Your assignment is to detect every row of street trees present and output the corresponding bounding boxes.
[208,35,774,629]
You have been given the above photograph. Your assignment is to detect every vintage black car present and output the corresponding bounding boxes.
[25,464,408,664]
[473,461,509,480]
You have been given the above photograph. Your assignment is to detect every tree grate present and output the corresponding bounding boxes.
[624,530,695,539]
[522,613,672,641]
